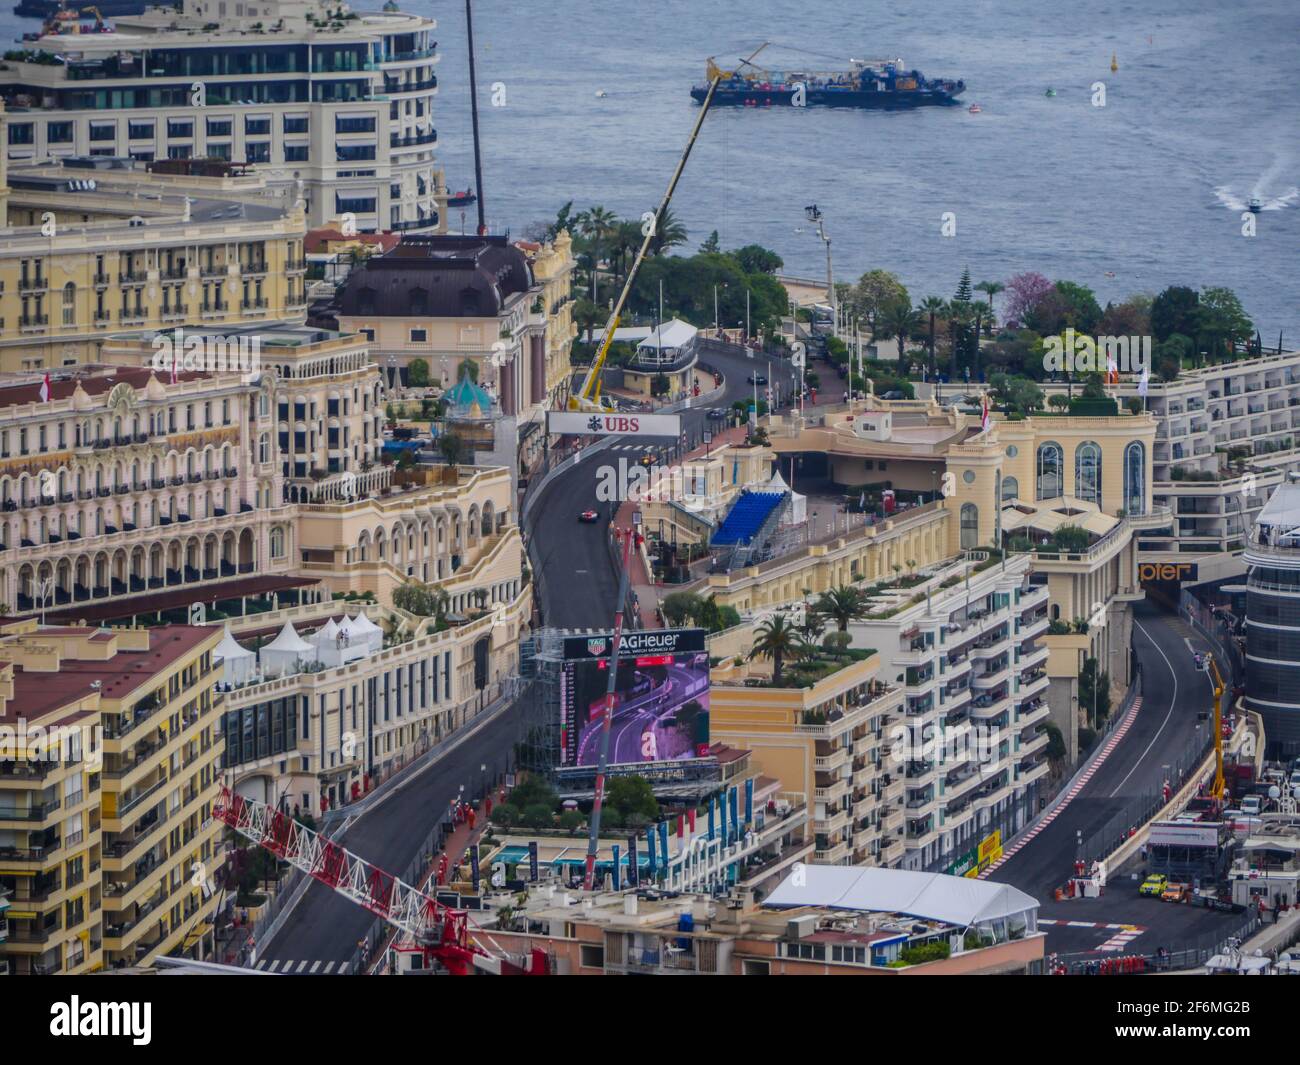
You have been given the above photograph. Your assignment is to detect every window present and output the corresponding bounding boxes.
[336,195,377,214]
[1036,442,1062,500]
[409,328,427,343]
[206,118,232,137]
[128,121,155,139]
[246,142,271,164]
[245,117,271,136]
[285,144,309,162]
[1001,476,1019,501]
[336,143,377,162]
[1074,441,1102,504]
[8,122,33,145]
[1124,441,1145,515]
[167,145,192,160]
[167,119,193,138]
[335,115,377,133]
[47,122,73,144]
[284,116,309,134]
[960,502,979,549]
[89,122,116,142]
[62,282,76,326]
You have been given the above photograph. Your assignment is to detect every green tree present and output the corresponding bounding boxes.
[1150,285,1199,344]
[919,296,947,380]
[559,810,585,836]
[648,205,688,255]
[699,229,721,254]
[877,297,921,366]
[660,590,702,627]
[1195,287,1253,361]
[510,775,559,810]
[1051,280,1103,333]
[816,585,867,632]
[749,613,800,685]
[731,244,784,274]
[975,280,1005,325]
[522,803,555,831]
[953,266,973,305]
[438,432,466,466]
[1079,656,1111,727]
[854,269,908,335]
[407,358,430,388]
[457,357,479,383]
[605,775,658,825]
[575,204,617,301]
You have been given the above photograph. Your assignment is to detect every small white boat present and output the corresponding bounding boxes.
[968,103,981,113]
[1248,197,1263,213]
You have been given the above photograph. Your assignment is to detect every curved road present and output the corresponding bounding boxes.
[986,600,1246,956]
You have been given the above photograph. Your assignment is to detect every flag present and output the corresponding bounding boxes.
[39,373,51,403]
[1138,365,1149,397]
[980,396,990,433]
[1105,351,1119,385]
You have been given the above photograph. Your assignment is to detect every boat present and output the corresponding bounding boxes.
[1248,197,1263,214]
[1045,87,1057,97]
[447,188,477,208]
[692,47,964,109]
[967,103,981,113]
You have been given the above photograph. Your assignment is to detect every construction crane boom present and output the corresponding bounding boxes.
[568,43,765,412]
[213,786,543,975]
[1205,653,1226,802]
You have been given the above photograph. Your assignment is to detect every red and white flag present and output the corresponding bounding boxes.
[980,395,991,433]
[38,372,51,403]
[1105,352,1119,385]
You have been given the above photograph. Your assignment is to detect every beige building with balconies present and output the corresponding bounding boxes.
[0,146,309,372]
[708,651,904,870]
[0,619,224,974]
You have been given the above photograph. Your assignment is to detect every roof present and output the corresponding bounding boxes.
[0,366,203,411]
[764,865,1039,927]
[444,371,494,414]
[304,229,401,255]
[263,621,314,654]
[338,235,533,319]
[636,318,698,350]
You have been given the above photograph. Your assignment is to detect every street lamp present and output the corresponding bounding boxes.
[804,204,834,339]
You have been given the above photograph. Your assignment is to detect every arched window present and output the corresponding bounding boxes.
[960,503,979,549]
[1124,441,1145,515]
[1074,441,1102,504]
[1001,476,1019,502]
[1036,442,1063,500]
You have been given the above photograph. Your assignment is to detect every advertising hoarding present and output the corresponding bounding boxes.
[559,628,709,768]
[547,411,682,438]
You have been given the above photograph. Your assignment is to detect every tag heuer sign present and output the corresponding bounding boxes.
[547,411,682,438]
[562,628,706,661]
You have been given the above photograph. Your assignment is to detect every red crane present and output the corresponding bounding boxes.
[214,786,547,975]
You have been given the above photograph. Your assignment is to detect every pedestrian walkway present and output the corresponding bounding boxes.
[254,958,346,974]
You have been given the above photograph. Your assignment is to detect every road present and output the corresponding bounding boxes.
[530,346,799,629]
[984,600,1246,957]
[256,346,796,969]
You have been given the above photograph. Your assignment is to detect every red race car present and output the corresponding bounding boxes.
[578,510,600,523]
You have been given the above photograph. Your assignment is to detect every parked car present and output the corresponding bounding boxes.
[1161,882,1190,903]
[1139,874,1168,897]
[1241,795,1264,816]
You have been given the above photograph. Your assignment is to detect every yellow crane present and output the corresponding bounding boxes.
[567,44,767,412]
[1204,652,1226,802]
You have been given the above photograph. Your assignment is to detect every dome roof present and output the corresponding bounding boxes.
[338,235,534,319]
[445,371,494,416]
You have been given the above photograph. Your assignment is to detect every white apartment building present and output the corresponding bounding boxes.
[0,0,445,234]
[850,553,1052,872]
[1111,350,1300,582]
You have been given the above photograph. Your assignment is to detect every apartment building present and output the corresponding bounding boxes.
[709,651,905,870]
[849,552,1052,872]
[0,140,308,371]
[0,0,446,234]
[0,620,225,974]
[1243,474,1300,759]
[219,593,528,813]
[1110,349,1300,582]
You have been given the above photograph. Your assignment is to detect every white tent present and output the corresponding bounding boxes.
[764,864,1039,932]
[214,626,256,687]
[769,468,806,526]
[341,610,383,654]
[259,621,316,678]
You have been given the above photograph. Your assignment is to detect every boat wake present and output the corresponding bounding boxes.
[1213,185,1299,212]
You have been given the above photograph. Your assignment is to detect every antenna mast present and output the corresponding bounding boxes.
[465,0,487,236]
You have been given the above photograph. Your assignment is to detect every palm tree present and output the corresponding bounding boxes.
[975,281,1005,328]
[749,614,800,685]
[919,296,946,381]
[610,219,642,287]
[970,299,992,378]
[648,205,688,255]
[576,205,617,302]
[817,585,867,632]
[878,298,922,368]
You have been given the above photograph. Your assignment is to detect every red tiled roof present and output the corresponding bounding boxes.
[304,229,401,255]
[0,366,207,411]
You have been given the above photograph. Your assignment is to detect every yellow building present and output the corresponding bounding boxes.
[709,650,904,868]
[0,620,224,974]
[0,151,308,372]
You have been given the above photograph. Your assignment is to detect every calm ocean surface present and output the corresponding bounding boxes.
[5,0,1296,336]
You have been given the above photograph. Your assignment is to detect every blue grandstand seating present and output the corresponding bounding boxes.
[711,490,786,546]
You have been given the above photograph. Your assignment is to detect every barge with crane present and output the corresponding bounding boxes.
[691,43,965,109]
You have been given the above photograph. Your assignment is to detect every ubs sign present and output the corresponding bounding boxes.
[1139,561,1198,583]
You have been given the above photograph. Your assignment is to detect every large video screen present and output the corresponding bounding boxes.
[559,629,710,768]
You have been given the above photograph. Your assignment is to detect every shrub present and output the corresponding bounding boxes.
[522,803,554,830]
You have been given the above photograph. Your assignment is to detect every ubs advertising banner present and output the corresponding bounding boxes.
[547,411,682,438]
[558,629,709,768]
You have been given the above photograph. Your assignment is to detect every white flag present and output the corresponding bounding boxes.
[1137,365,1149,397]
